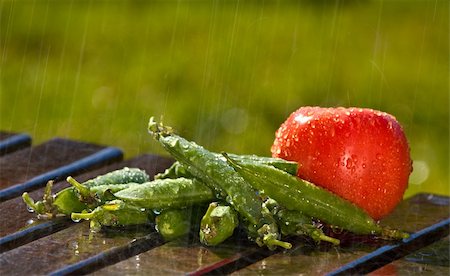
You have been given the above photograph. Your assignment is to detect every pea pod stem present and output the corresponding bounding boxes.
[71,212,94,221]
[66,176,91,198]
[22,192,45,214]
[21,181,58,218]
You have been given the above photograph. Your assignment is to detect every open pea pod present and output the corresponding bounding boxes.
[22,167,150,218]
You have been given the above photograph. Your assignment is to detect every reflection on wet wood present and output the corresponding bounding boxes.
[0,222,150,275]
[368,236,450,275]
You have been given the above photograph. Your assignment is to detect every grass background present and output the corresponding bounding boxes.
[1,0,448,198]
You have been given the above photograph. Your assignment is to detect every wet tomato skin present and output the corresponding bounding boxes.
[271,107,412,220]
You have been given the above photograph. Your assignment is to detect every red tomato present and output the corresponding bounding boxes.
[271,107,412,220]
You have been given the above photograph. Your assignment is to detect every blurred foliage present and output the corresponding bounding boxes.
[0,0,448,197]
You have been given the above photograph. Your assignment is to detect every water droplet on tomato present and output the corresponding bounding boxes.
[346,158,353,169]
[330,127,335,137]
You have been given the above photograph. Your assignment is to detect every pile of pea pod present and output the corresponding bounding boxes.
[22,118,409,250]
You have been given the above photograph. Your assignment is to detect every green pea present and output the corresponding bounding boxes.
[200,202,239,246]
[156,209,191,241]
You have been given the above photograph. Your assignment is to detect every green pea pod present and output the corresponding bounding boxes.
[224,154,408,240]
[114,178,214,210]
[66,177,144,206]
[155,161,194,179]
[22,167,150,218]
[148,117,291,250]
[71,200,152,230]
[200,202,239,246]
[156,155,298,180]
[66,167,150,206]
[221,154,298,176]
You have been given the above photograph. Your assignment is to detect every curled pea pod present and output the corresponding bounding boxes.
[200,202,239,246]
[218,154,298,176]
[71,200,153,231]
[148,118,291,250]
[155,161,194,180]
[224,154,409,240]
[114,178,214,210]
[22,167,150,218]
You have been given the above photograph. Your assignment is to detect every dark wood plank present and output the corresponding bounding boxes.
[0,132,31,156]
[92,193,449,275]
[327,218,450,275]
[0,154,173,253]
[368,236,449,275]
[0,138,123,201]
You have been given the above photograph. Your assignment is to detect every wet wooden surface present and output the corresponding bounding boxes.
[232,194,450,275]
[0,135,448,275]
[0,138,123,201]
[0,154,172,252]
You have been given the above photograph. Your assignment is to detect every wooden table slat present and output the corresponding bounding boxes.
[0,138,123,202]
[0,132,31,156]
[328,218,450,275]
[368,236,450,275]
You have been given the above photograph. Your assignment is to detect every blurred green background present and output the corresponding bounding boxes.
[0,0,448,198]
